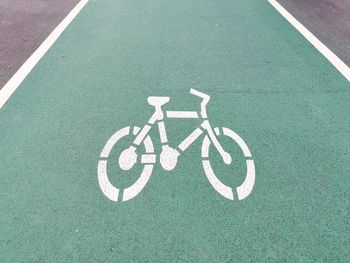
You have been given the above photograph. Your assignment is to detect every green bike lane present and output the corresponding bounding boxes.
[1,0,350,261]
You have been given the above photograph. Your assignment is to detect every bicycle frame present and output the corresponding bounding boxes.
[130,89,232,170]
[133,109,225,153]
[99,89,255,202]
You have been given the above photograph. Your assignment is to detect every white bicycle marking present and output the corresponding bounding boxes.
[123,165,153,201]
[97,89,256,202]
[100,127,130,158]
[201,127,256,200]
[202,160,234,200]
[166,111,199,118]
[237,160,255,200]
[134,125,151,146]
[141,154,156,164]
[97,160,119,201]
[223,128,252,158]
[158,121,168,143]
[201,136,210,158]
[97,126,154,201]
[178,128,203,152]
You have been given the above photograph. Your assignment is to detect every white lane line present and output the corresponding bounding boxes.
[0,0,90,109]
[268,0,350,82]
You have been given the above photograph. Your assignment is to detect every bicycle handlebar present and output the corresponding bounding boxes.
[189,89,210,118]
[190,88,207,98]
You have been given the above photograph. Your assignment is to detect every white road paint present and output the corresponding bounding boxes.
[160,145,180,171]
[123,165,153,201]
[268,0,350,82]
[141,154,156,164]
[200,128,221,159]
[201,136,210,158]
[202,160,234,200]
[97,160,119,201]
[202,121,232,165]
[178,128,203,152]
[133,125,151,145]
[0,0,90,109]
[100,127,130,158]
[142,131,154,153]
[158,121,168,144]
[147,96,170,107]
[98,90,256,201]
[98,126,154,202]
[201,127,256,200]
[237,160,255,200]
[166,111,199,118]
[222,127,251,157]
[190,89,210,118]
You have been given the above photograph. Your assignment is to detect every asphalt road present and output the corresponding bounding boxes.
[0,0,78,88]
[278,0,350,66]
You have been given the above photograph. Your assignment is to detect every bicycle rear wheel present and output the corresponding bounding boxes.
[97,126,154,202]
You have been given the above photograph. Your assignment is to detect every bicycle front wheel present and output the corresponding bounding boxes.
[201,127,255,201]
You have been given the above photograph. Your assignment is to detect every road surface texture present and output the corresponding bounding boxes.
[0,0,349,262]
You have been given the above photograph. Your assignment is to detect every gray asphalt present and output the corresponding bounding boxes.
[278,0,350,66]
[0,0,78,88]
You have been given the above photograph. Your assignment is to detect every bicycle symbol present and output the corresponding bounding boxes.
[97,89,255,202]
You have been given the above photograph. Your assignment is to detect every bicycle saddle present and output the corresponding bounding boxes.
[147,96,170,107]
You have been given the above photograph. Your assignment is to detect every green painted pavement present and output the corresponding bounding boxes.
[1,0,350,261]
